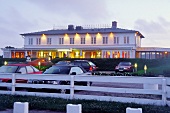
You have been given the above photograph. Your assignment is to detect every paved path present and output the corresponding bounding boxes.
[0,109,65,113]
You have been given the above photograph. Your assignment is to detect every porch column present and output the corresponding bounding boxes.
[102,50,105,58]
[119,51,122,58]
[110,50,113,58]
[25,51,28,58]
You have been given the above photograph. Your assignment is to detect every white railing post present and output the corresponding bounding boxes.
[162,78,167,106]
[13,102,29,113]
[12,74,16,95]
[70,76,75,99]
[67,104,82,113]
[126,107,142,113]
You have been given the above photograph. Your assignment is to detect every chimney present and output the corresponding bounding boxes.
[76,26,83,30]
[112,21,117,29]
[68,25,74,31]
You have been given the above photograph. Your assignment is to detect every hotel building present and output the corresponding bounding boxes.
[2,21,170,59]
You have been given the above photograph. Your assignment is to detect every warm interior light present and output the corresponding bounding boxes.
[75,51,79,57]
[109,32,114,38]
[41,34,47,40]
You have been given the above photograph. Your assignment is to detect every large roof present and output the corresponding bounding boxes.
[20,27,144,38]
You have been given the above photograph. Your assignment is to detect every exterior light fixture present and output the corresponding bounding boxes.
[38,62,41,69]
[144,65,147,74]
[134,63,137,72]
[4,61,8,65]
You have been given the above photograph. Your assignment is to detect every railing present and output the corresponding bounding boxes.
[0,73,170,106]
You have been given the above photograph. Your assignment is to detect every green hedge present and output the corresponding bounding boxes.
[0,94,170,113]
[1,58,170,76]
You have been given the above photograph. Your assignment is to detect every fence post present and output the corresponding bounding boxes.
[70,76,75,99]
[162,78,167,106]
[12,74,16,95]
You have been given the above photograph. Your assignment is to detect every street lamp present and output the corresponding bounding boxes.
[38,62,41,69]
[134,63,137,72]
[144,65,147,74]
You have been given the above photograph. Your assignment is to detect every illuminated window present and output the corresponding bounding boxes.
[81,37,85,44]
[59,38,64,44]
[91,37,96,44]
[103,37,108,44]
[47,38,52,44]
[28,38,33,45]
[36,38,41,45]
[70,37,74,44]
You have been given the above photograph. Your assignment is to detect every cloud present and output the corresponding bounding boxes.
[28,0,109,24]
[134,17,170,34]
[134,17,170,48]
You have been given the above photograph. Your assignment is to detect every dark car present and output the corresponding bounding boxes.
[0,63,42,83]
[70,60,97,72]
[27,65,92,93]
[115,62,134,73]
[55,60,71,65]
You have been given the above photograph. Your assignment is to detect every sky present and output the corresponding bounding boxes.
[0,0,170,55]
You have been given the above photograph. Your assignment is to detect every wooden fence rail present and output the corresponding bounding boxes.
[0,73,170,106]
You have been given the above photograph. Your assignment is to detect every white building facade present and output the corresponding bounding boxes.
[2,21,170,59]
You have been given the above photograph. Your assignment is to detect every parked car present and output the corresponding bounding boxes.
[70,60,97,72]
[27,65,92,93]
[55,60,71,65]
[115,62,134,73]
[0,63,42,83]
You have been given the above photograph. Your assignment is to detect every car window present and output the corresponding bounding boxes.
[18,67,27,74]
[26,66,34,73]
[119,62,131,66]
[31,66,40,72]
[0,66,18,73]
[74,62,82,66]
[88,61,96,66]
[44,66,71,74]
[70,67,84,75]
[82,62,90,67]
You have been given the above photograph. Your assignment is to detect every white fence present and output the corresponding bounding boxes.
[0,73,170,106]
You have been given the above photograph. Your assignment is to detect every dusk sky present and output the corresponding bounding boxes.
[0,0,170,55]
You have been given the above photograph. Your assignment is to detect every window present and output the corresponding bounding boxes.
[36,38,41,45]
[81,37,85,44]
[124,37,126,44]
[114,37,119,44]
[127,36,129,44]
[124,36,129,44]
[29,38,33,45]
[47,38,52,45]
[70,37,74,44]
[59,38,64,44]
[18,67,26,74]
[103,37,108,44]
[26,66,34,73]
[70,67,84,75]
[91,37,96,44]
